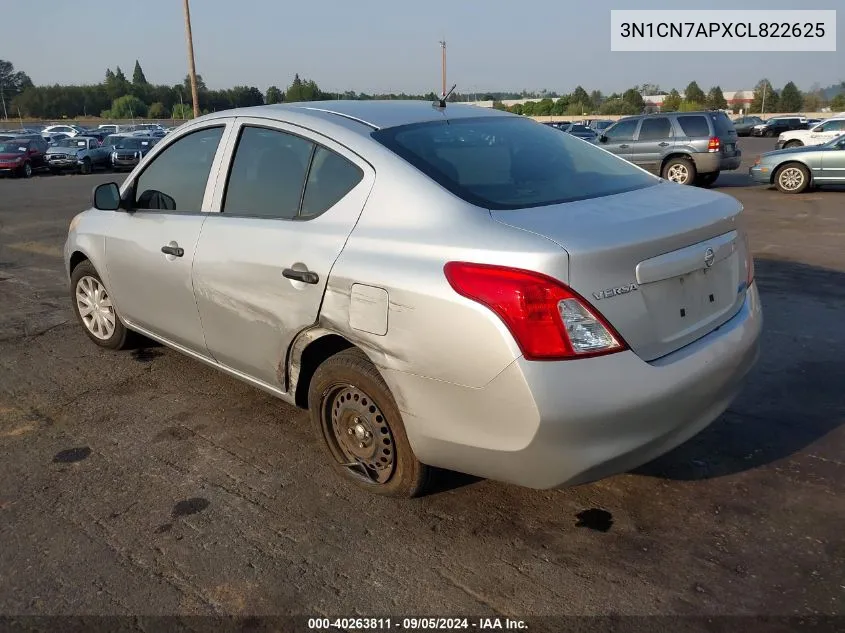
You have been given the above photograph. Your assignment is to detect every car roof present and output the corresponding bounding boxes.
[196,100,510,132]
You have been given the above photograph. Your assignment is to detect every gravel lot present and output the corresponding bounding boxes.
[0,137,843,629]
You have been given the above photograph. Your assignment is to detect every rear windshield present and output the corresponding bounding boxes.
[371,116,656,210]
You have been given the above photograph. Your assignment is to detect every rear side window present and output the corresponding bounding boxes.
[371,116,656,210]
[676,116,710,138]
[637,118,672,140]
[135,126,224,212]
[710,113,735,136]
[301,146,364,218]
[223,126,314,219]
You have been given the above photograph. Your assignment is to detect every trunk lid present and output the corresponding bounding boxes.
[492,182,750,361]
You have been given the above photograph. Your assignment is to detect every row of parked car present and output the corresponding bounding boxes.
[545,110,845,194]
[0,123,173,178]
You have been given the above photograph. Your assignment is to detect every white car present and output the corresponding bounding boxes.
[42,124,85,138]
[776,114,845,149]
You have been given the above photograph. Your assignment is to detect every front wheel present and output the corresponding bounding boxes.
[783,140,803,149]
[308,348,431,497]
[79,158,92,175]
[662,157,697,185]
[20,162,33,178]
[774,163,810,194]
[70,260,133,349]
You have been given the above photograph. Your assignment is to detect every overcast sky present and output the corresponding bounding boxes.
[6,0,843,94]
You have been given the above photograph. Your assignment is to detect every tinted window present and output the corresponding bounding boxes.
[223,126,314,219]
[821,120,845,132]
[301,146,364,218]
[135,126,223,211]
[676,115,710,137]
[710,112,735,136]
[604,119,638,141]
[371,117,656,210]
[637,118,672,141]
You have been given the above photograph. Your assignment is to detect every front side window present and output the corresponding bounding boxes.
[637,118,672,141]
[820,120,845,132]
[372,116,656,210]
[223,126,314,219]
[604,119,638,141]
[135,126,224,211]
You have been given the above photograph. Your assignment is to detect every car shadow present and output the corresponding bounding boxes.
[636,257,845,481]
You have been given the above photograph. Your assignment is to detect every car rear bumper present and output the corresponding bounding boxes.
[692,151,742,174]
[385,283,762,489]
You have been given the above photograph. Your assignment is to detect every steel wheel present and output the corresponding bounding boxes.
[777,166,806,192]
[666,163,690,184]
[75,275,116,340]
[322,384,396,485]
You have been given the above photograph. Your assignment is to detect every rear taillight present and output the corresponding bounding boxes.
[443,262,627,361]
[707,137,721,152]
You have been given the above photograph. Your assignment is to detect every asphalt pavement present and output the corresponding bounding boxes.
[0,137,843,628]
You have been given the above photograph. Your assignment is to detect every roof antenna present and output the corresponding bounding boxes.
[433,84,457,110]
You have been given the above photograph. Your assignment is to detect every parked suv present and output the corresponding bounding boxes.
[46,136,111,174]
[0,137,48,177]
[751,117,807,137]
[776,116,845,149]
[596,111,741,186]
[732,116,764,137]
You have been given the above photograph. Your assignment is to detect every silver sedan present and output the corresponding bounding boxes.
[64,101,762,497]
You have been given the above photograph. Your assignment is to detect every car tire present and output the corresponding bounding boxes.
[662,157,697,185]
[774,163,810,194]
[765,130,776,138]
[20,162,33,178]
[783,140,803,149]
[79,158,92,175]
[696,172,719,187]
[70,260,133,349]
[308,347,431,498]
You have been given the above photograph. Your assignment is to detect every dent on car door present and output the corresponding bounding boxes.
[191,121,374,389]
[103,124,229,352]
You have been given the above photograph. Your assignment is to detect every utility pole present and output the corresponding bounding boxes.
[439,40,447,98]
[182,0,201,118]
[761,83,767,115]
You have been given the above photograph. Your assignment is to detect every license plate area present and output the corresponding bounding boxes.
[640,252,740,345]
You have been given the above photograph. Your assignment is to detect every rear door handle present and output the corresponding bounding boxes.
[658,142,671,147]
[619,144,630,149]
[161,245,184,257]
[282,268,319,284]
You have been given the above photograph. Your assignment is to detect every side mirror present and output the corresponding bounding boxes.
[93,182,121,211]
[599,134,608,143]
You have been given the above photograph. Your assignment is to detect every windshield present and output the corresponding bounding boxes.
[371,116,657,210]
[116,138,154,150]
[0,142,28,154]
[55,138,87,148]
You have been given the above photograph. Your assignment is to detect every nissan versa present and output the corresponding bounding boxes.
[64,101,762,497]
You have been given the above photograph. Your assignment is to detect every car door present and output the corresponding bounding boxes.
[191,118,375,389]
[819,138,845,183]
[103,121,232,353]
[597,118,638,163]
[810,120,845,144]
[629,116,673,174]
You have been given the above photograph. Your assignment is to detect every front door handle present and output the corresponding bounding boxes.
[282,268,319,284]
[619,144,630,149]
[161,245,184,257]
[658,142,671,147]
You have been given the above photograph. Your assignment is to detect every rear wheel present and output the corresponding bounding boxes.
[70,260,132,349]
[765,130,775,137]
[662,157,697,185]
[308,348,430,497]
[774,163,810,194]
[783,140,803,149]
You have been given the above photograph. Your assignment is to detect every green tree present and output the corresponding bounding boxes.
[491,100,507,111]
[105,67,129,100]
[285,74,321,102]
[662,89,682,111]
[679,101,704,112]
[830,93,845,111]
[639,83,662,96]
[265,85,283,104]
[802,91,824,112]
[684,81,706,104]
[106,94,148,118]
[171,102,194,119]
[148,102,168,118]
[571,85,591,110]
[132,60,147,85]
[551,97,569,116]
[706,86,728,110]
[751,79,778,113]
[589,90,603,109]
[533,98,554,116]
[0,59,33,114]
[622,88,645,113]
[779,81,803,112]
[521,101,537,116]
[509,103,524,115]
